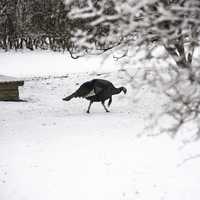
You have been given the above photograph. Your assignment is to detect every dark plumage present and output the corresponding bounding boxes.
[63,79,127,113]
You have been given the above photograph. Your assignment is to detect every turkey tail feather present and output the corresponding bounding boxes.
[62,85,89,101]
[62,93,75,101]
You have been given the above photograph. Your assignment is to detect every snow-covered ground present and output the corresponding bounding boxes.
[0,50,121,77]
[0,51,200,200]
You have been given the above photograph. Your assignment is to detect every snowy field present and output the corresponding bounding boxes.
[0,51,200,200]
[0,50,121,77]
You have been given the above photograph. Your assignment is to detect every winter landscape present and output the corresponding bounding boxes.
[1,51,200,200]
[1,1,200,200]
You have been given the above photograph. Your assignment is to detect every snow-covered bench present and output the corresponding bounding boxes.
[0,75,24,101]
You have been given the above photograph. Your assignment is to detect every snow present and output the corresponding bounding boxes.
[0,51,200,200]
[0,75,23,83]
[0,50,121,78]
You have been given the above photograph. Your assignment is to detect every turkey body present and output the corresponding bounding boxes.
[63,79,127,113]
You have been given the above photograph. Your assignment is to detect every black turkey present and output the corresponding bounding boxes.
[63,79,127,113]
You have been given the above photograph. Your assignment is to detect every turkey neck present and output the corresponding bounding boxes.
[112,87,123,95]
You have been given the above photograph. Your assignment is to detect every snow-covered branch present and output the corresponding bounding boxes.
[65,0,200,137]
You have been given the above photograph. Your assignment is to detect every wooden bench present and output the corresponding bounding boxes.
[0,75,24,101]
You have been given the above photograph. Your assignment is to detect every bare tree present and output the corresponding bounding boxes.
[65,0,200,138]
[0,0,73,51]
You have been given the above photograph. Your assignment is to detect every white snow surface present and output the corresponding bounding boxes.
[0,51,200,200]
[0,50,120,77]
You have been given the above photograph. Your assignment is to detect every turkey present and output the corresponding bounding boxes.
[63,79,127,113]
